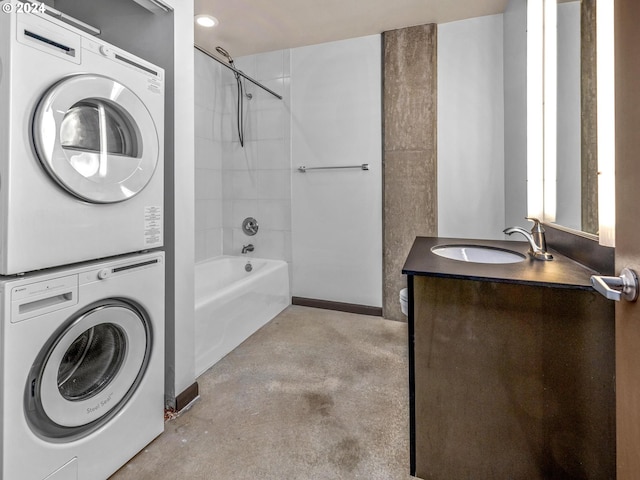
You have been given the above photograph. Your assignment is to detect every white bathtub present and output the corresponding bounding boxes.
[194,255,290,377]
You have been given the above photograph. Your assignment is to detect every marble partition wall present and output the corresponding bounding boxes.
[382,25,438,321]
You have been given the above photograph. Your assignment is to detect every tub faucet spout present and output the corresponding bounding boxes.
[503,218,553,261]
[242,244,254,254]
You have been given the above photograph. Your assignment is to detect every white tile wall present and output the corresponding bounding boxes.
[194,49,224,262]
[220,49,292,262]
[196,40,386,305]
[194,46,292,265]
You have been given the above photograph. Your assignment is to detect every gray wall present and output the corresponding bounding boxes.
[556,1,582,231]
[503,0,529,230]
[291,36,382,308]
[438,14,506,240]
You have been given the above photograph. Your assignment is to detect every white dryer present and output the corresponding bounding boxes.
[0,4,164,275]
[0,251,164,480]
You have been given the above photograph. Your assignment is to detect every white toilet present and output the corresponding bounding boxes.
[400,288,409,316]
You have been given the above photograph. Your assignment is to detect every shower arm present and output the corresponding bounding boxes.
[194,45,283,100]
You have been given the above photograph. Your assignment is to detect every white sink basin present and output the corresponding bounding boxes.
[431,244,526,264]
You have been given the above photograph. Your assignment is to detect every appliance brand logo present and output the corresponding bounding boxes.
[86,392,114,415]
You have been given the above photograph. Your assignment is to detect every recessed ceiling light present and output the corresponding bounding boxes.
[195,14,219,28]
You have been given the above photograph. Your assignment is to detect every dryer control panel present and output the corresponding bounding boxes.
[79,254,164,285]
[84,37,164,84]
[16,12,81,64]
[11,274,79,323]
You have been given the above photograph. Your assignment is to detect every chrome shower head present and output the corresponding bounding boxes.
[215,46,234,64]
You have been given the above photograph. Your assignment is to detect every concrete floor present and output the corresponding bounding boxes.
[111,305,412,480]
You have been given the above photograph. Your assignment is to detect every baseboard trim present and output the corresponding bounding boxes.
[175,382,199,412]
[292,296,383,317]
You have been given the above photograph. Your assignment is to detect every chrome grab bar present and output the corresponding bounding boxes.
[297,164,369,173]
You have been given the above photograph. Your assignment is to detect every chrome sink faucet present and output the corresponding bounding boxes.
[503,218,553,261]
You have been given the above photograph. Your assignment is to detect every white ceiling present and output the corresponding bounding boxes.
[194,0,509,58]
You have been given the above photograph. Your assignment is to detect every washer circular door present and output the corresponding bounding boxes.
[25,299,152,441]
[32,74,160,204]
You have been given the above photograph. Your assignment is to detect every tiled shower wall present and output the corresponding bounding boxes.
[194,48,292,264]
[220,51,292,261]
[194,49,223,262]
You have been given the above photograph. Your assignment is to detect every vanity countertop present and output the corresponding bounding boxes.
[402,236,599,290]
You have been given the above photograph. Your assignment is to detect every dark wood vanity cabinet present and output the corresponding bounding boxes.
[403,237,615,479]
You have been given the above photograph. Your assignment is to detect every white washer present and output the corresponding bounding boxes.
[0,4,164,275]
[0,251,165,480]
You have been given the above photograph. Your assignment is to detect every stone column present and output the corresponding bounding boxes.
[382,24,438,321]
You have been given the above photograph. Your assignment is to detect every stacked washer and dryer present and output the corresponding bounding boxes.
[0,3,166,479]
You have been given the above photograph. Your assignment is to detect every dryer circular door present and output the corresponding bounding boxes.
[25,299,153,441]
[32,74,160,204]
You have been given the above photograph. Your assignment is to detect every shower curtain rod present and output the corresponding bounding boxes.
[194,45,283,100]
